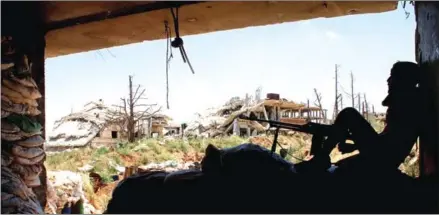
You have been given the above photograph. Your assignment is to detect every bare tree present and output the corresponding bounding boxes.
[108,75,161,143]
[313,88,326,120]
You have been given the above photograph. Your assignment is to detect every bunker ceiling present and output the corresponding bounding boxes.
[38,1,398,58]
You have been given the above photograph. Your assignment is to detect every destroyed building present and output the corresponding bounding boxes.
[184,93,327,138]
[47,100,169,149]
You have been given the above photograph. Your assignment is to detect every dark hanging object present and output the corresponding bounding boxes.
[169,7,195,74]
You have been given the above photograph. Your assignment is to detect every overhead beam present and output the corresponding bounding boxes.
[45,1,203,32]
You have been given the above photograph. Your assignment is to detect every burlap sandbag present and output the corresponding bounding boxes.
[16,135,45,148]
[1,166,34,200]
[9,75,38,88]
[1,192,43,214]
[20,130,43,138]
[2,100,40,116]
[1,109,12,118]
[2,63,14,70]
[27,106,41,116]
[2,79,41,100]
[1,119,21,133]
[1,132,23,141]
[5,114,42,133]
[1,91,38,107]
[1,152,14,166]
[11,145,45,159]
[10,163,42,183]
[24,176,41,188]
[1,100,28,115]
[1,84,24,100]
[14,153,45,166]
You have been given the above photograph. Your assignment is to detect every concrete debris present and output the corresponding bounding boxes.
[46,171,98,214]
[47,101,111,148]
[78,164,94,172]
[139,160,201,172]
[183,96,259,138]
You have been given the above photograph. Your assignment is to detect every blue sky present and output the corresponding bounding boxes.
[45,4,415,133]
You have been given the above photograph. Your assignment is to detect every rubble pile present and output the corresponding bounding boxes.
[184,96,258,137]
[1,36,46,213]
[46,171,99,214]
[138,160,201,172]
[47,101,112,148]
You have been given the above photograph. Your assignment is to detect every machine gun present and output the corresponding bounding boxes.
[238,113,351,158]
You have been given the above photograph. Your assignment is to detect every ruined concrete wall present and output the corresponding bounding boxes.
[415,2,439,178]
[1,2,47,213]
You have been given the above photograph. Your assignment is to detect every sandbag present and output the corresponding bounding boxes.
[16,135,45,148]
[24,175,41,187]
[1,166,33,200]
[1,109,11,118]
[10,163,42,179]
[2,79,41,100]
[2,194,22,207]
[2,100,40,116]
[9,75,38,88]
[1,119,21,133]
[2,63,14,70]
[11,145,45,159]
[1,152,13,166]
[1,193,43,214]
[27,106,41,116]
[14,153,45,165]
[5,114,42,133]
[1,84,24,100]
[20,130,43,138]
[1,92,38,107]
[1,132,23,141]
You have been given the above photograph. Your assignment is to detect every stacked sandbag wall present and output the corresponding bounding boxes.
[1,36,46,213]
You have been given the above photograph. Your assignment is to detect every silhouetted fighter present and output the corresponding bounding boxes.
[309,61,422,172]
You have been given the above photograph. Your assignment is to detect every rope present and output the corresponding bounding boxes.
[164,21,173,109]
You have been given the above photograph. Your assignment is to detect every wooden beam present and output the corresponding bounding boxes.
[46,1,203,32]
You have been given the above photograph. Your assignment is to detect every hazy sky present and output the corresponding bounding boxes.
[45,4,415,133]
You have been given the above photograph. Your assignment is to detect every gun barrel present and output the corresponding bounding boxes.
[238,115,307,132]
[238,115,333,135]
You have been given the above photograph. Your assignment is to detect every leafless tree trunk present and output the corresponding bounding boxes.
[313,88,326,120]
[108,75,161,143]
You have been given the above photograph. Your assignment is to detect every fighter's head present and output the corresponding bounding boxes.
[382,61,420,107]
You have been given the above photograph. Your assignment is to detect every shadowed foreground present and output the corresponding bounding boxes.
[105,143,437,214]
